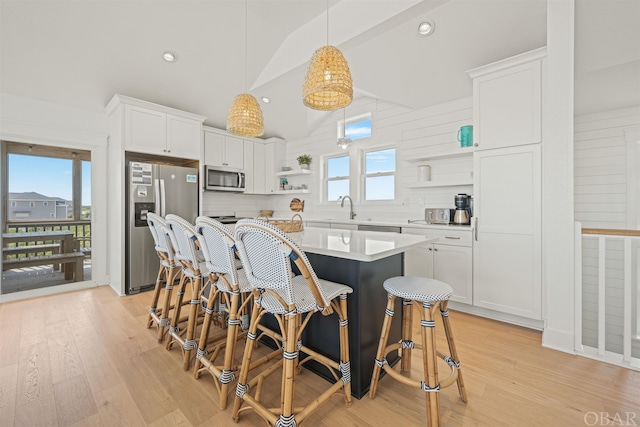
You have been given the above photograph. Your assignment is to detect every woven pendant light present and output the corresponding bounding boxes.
[227,0,264,137]
[227,93,264,137]
[302,1,352,111]
[303,46,353,110]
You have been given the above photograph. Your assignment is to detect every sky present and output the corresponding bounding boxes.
[8,154,92,205]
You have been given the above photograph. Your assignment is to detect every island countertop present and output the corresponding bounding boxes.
[287,226,435,262]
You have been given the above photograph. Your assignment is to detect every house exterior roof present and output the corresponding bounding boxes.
[9,192,68,202]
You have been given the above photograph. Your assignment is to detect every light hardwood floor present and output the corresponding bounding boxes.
[0,285,638,426]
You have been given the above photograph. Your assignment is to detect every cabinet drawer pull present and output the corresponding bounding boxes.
[444,236,461,240]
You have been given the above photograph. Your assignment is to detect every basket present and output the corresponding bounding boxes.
[256,214,303,233]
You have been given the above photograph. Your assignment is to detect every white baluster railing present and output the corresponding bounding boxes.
[576,222,640,370]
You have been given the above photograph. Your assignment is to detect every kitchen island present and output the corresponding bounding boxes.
[268,227,435,398]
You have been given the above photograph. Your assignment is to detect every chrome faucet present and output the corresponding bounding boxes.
[339,195,356,220]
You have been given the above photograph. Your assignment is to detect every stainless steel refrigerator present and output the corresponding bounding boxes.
[125,158,199,294]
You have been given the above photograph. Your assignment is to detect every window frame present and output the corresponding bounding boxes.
[321,143,398,206]
[337,112,372,141]
[360,145,398,204]
[323,153,351,203]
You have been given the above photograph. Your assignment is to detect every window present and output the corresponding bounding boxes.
[326,155,350,202]
[364,148,396,201]
[338,113,372,141]
[5,142,91,222]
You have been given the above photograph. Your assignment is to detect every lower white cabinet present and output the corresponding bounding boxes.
[473,144,541,319]
[402,228,473,304]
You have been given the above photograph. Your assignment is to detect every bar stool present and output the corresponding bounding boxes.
[192,216,256,409]
[164,214,211,371]
[369,276,467,427]
[232,219,353,426]
[146,212,182,342]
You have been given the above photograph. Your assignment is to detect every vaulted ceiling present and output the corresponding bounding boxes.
[1,0,638,141]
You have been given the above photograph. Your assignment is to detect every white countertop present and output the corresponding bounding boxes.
[302,217,473,231]
[288,226,436,262]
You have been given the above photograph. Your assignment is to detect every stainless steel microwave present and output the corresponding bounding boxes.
[204,165,245,192]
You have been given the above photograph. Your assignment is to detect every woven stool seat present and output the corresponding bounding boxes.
[383,276,453,303]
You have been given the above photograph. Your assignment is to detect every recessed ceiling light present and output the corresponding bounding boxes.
[163,52,177,62]
[418,21,435,36]
[261,97,270,104]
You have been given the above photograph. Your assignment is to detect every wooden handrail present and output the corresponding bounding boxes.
[582,228,640,237]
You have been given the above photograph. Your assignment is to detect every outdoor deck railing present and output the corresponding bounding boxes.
[576,222,640,370]
[4,220,91,254]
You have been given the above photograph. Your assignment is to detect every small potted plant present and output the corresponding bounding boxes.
[297,154,312,170]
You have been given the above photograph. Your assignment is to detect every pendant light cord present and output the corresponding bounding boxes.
[245,0,248,92]
[343,107,346,136]
[326,0,329,46]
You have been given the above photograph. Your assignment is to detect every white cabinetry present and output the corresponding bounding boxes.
[468,47,545,151]
[402,228,473,304]
[473,144,541,319]
[118,99,204,159]
[105,94,205,294]
[252,142,266,194]
[245,138,285,195]
[203,127,244,169]
[243,140,254,194]
[264,138,286,194]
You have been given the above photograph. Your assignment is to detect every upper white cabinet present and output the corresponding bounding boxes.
[167,115,202,159]
[252,142,266,194]
[243,139,254,194]
[264,138,286,194]
[203,127,244,169]
[107,95,205,159]
[467,47,545,151]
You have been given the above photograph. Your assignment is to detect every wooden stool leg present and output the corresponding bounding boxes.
[157,267,178,343]
[338,294,352,407]
[232,292,262,422]
[421,301,441,427]
[166,273,188,350]
[193,279,218,378]
[440,301,467,403]
[401,298,413,371]
[279,312,298,425]
[369,293,396,399]
[182,276,202,371]
[218,287,242,409]
[147,265,165,328]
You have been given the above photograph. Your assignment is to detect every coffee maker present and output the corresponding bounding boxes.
[453,194,472,225]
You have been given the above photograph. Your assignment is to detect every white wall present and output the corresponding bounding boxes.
[574,106,640,229]
[280,96,474,222]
